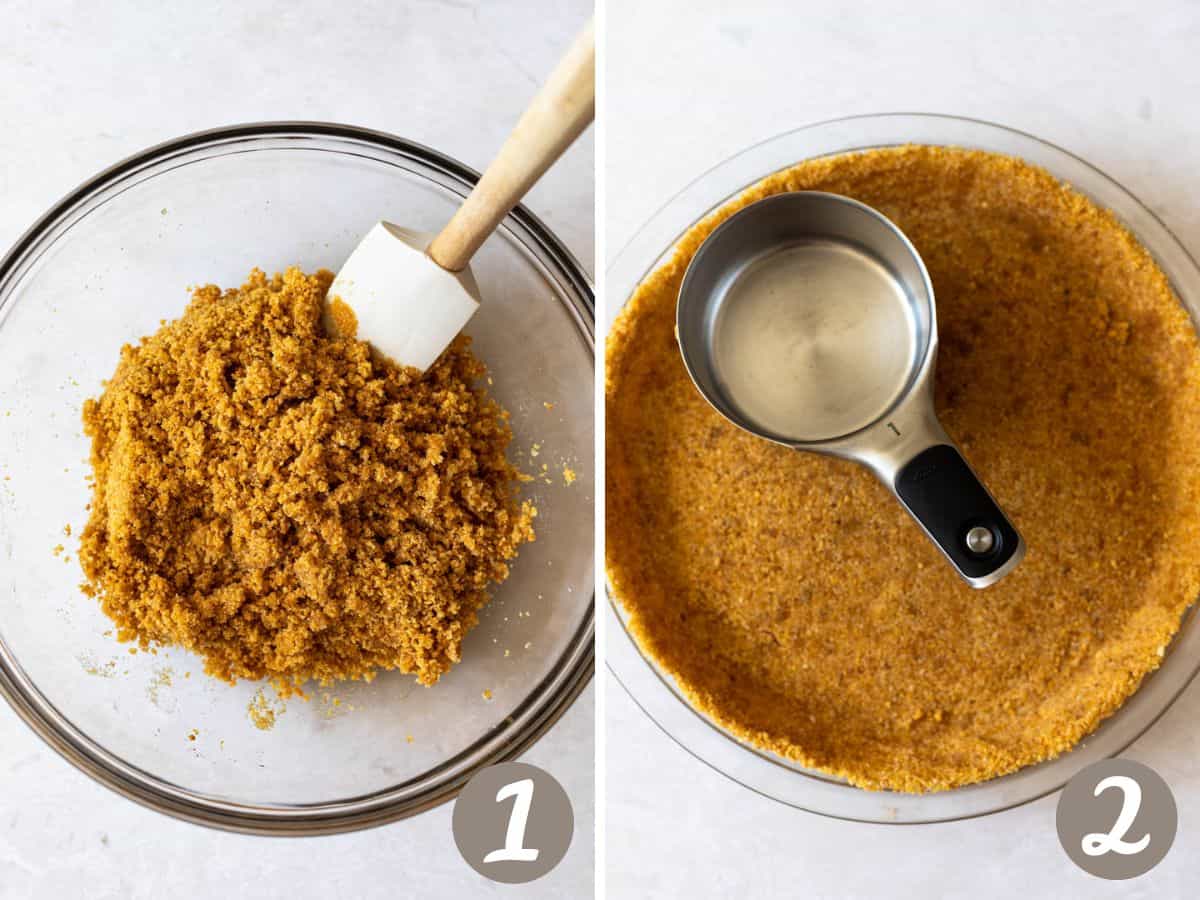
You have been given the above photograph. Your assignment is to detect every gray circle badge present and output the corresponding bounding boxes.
[452,762,574,884]
[1056,759,1177,880]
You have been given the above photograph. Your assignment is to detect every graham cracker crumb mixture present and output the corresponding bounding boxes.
[80,268,535,696]
[606,146,1200,792]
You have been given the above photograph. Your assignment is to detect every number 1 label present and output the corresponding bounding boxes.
[484,778,540,863]
[452,761,574,883]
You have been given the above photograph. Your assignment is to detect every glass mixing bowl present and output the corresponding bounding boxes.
[606,113,1200,824]
[0,123,593,834]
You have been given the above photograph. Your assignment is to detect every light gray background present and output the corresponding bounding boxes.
[605,1,1199,898]
[0,2,593,898]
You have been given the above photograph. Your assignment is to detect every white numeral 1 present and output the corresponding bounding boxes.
[1082,775,1151,857]
[483,778,540,863]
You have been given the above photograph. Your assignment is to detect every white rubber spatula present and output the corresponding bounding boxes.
[324,19,595,372]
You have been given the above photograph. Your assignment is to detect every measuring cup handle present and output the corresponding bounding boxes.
[892,444,1024,588]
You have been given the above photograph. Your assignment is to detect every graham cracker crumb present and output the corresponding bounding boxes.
[248,688,284,731]
[78,268,535,696]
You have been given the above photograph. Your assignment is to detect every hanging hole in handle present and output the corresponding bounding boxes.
[963,522,1000,559]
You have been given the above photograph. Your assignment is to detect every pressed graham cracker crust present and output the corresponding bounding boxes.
[605,145,1200,792]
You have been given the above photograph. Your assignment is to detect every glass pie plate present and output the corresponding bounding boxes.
[606,113,1200,824]
[0,123,593,835]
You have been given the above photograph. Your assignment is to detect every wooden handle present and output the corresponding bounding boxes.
[427,19,595,273]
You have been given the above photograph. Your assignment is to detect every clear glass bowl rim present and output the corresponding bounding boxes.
[605,111,1200,825]
[0,121,595,836]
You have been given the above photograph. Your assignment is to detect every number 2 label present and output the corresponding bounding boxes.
[1081,774,1151,857]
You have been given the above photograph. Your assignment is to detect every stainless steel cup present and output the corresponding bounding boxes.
[676,191,1024,587]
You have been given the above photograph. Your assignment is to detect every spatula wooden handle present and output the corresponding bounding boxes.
[427,19,595,273]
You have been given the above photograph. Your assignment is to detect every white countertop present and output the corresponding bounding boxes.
[0,2,594,898]
[605,1,1199,897]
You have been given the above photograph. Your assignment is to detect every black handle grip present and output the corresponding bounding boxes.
[893,444,1021,583]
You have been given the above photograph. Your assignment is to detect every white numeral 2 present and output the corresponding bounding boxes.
[484,778,540,863]
[1082,775,1151,857]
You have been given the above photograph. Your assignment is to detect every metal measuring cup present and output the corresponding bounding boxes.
[676,191,1024,588]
